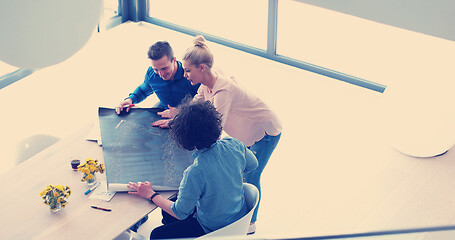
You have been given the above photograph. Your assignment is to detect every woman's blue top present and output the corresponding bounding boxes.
[171,137,258,233]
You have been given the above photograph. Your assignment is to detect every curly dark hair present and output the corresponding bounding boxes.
[169,101,222,151]
[147,41,174,61]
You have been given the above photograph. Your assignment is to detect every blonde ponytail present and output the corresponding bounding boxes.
[183,35,214,68]
[193,35,207,48]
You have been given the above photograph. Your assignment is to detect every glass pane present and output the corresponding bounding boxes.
[277,1,395,86]
[148,0,267,49]
[103,0,119,20]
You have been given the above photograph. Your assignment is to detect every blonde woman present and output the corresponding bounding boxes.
[153,35,282,234]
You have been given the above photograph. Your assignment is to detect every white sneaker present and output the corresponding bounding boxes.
[247,223,256,235]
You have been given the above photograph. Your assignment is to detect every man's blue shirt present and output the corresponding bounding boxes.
[128,61,200,109]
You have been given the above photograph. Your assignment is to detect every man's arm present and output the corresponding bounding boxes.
[116,68,155,114]
[116,98,134,114]
[128,67,156,103]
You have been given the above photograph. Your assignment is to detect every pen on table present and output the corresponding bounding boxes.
[84,182,100,195]
[91,206,112,212]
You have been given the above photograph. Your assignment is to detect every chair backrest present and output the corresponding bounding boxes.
[15,134,59,165]
[196,183,259,239]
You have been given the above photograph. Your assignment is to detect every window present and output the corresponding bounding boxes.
[100,0,121,31]
[148,0,268,49]
[277,1,390,86]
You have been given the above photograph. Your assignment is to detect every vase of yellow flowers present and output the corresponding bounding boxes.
[40,185,71,212]
[78,158,104,186]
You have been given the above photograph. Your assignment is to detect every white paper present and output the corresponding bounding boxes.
[89,181,116,201]
[108,183,132,192]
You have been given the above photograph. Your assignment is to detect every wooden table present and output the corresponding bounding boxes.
[0,124,176,239]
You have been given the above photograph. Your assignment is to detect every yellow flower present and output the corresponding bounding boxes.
[41,185,71,209]
[40,189,47,197]
[78,158,104,182]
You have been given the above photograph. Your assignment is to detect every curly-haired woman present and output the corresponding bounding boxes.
[128,100,258,239]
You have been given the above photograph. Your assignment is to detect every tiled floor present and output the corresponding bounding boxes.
[2,21,455,239]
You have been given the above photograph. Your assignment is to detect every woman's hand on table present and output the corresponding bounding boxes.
[157,105,179,119]
[127,181,154,199]
[151,119,170,128]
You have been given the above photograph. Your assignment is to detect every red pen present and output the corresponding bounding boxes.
[122,104,135,108]
[91,205,112,212]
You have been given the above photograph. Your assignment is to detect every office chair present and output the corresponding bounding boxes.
[195,183,259,239]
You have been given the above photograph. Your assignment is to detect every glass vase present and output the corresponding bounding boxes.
[86,172,97,186]
[50,202,62,213]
